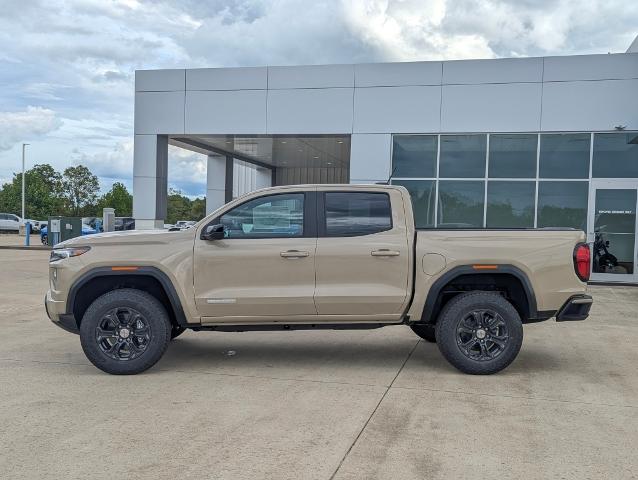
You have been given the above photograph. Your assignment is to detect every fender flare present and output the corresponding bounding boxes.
[66,266,189,326]
[420,264,538,323]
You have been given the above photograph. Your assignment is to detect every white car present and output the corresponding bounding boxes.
[174,220,196,229]
[0,214,42,232]
[0,213,21,232]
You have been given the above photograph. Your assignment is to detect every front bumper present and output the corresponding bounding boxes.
[45,291,79,334]
[556,294,593,321]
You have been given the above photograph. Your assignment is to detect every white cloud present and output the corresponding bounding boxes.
[1,0,637,189]
[0,106,63,151]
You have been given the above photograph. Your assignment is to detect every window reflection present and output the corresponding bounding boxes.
[439,135,486,178]
[539,134,590,179]
[392,135,437,178]
[537,182,588,230]
[438,181,485,228]
[486,181,535,228]
[488,134,537,178]
[325,192,392,236]
[593,132,638,179]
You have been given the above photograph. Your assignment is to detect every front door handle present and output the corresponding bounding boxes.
[371,249,400,257]
[280,250,310,259]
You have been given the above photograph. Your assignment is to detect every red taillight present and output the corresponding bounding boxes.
[574,243,590,282]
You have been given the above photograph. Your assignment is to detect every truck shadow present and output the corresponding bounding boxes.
[157,333,562,376]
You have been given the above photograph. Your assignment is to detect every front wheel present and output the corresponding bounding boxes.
[79,289,171,375]
[435,292,523,375]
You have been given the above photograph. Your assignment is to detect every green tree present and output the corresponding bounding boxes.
[166,188,192,224]
[97,182,132,217]
[62,165,99,216]
[190,197,206,221]
[0,164,64,219]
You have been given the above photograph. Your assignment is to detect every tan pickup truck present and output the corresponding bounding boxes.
[45,184,592,375]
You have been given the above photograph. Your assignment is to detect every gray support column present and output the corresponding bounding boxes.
[225,155,234,203]
[133,134,168,229]
[206,154,227,215]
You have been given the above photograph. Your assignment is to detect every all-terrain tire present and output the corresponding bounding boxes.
[435,291,523,375]
[410,324,437,343]
[79,289,171,375]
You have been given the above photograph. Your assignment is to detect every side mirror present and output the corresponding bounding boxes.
[201,224,225,241]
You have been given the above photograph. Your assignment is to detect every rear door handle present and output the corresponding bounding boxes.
[371,249,400,257]
[280,250,310,259]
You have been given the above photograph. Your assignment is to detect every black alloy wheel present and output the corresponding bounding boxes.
[455,309,509,361]
[95,307,152,361]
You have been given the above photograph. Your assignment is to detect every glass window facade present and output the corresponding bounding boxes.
[488,134,537,178]
[392,135,437,178]
[439,135,486,178]
[593,132,638,178]
[486,181,535,228]
[537,181,588,229]
[539,133,590,179]
[438,181,485,228]
[391,132,635,232]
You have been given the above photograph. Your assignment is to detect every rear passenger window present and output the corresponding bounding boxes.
[324,192,392,237]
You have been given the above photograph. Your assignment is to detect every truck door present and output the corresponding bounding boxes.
[194,190,318,322]
[314,189,411,321]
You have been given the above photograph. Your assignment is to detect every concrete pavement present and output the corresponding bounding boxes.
[0,249,636,479]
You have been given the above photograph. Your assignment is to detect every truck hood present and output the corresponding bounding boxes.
[57,228,196,247]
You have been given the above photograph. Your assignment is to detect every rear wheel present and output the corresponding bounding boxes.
[79,289,171,375]
[435,292,523,375]
[410,324,436,343]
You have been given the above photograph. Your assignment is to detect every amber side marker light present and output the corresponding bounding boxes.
[472,265,498,270]
[111,266,139,271]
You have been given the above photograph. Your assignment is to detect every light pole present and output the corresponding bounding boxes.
[21,143,29,221]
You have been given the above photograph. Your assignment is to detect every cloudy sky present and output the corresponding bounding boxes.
[1,0,636,197]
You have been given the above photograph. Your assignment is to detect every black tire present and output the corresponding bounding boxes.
[170,325,186,340]
[79,289,171,375]
[435,291,523,375]
[410,324,437,343]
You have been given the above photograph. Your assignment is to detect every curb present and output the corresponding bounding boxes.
[0,245,51,251]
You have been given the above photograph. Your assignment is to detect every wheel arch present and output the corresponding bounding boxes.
[67,267,188,329]
[420,265,538,324]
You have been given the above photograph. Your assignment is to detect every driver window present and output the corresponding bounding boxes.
[219,193,304,239]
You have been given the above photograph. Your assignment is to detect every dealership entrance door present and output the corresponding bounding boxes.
[588,180,638,283]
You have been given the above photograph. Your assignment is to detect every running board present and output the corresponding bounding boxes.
[191,323,397,332]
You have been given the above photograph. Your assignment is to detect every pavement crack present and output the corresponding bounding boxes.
[328,339,420,480]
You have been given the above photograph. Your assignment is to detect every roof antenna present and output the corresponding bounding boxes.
[377,166,398,185]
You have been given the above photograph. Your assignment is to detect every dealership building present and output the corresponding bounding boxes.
[133,45,638,283]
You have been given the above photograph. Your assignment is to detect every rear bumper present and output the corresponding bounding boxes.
[45,291,79,334]
[556,294,593,322]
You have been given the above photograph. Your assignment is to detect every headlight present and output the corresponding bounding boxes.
[50,246,91,262]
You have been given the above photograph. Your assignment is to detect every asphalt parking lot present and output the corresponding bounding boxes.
[1,247,637,479]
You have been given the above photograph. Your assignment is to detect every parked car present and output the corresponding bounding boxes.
[115,217,135,231]
[0,213,42,232]
[174,220,196,229]
[0,213,21,231]
[45,184,592,376]
[40,224,98,246]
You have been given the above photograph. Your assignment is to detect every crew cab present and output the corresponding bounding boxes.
[45,184,592,375]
